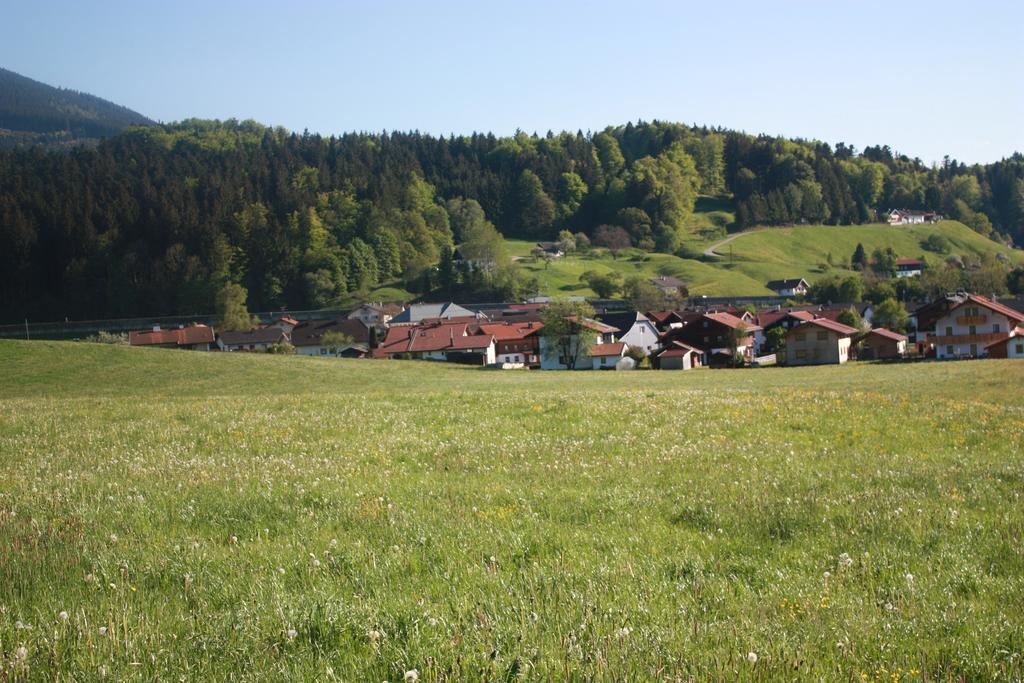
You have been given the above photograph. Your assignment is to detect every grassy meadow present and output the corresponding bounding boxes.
[507,219,1020,299]
[1,341,1024,680]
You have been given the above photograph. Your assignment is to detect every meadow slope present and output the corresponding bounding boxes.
[507,219,1021,298]
[1,342,1023,680]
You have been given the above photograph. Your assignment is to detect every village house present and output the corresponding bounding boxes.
[538,317,618,370]
[596,311,661,356]
[766,278,809,298]
[985,328,1024,359]
[895,258,924,278]
[649,276,687,297]
[266,316,299,334]
[856,328,908,360]
[888,209,940,225]
[389,302,478,325]
[534,242,564,259]
[931,295,1024,359]
[645,310,687,332]
[217,327,290,352]
[476,320,543,367]
[661,311,761,367]
[588,342,628,370]
[291,318,371,357]
[128,324,214,351]
[347,303,403,330]
[373,321,497,365]
[783,318,859,366]
[656,341,704,370]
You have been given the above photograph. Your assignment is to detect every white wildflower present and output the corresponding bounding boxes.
[905,573,914,583]
[838,552,852,569]
[58,610,69,622]
[99,626,108,636]
[15,646,28,660]
[286,628,298,640]
[747,651,758,664]
[616,626,631,638]
[404,670,419,682]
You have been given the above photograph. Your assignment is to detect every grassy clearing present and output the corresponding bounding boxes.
[509,219,1020,298]
[1,341,1023,680]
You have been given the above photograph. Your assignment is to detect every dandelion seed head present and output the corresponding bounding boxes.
[747,652,758,664]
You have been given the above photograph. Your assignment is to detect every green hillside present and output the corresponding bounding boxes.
[2,341,1023,679]
[510,219,1021,298]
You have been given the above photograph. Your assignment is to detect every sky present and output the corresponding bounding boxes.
[2,0,1021,164]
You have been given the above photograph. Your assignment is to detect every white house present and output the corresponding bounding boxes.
[932,295,1024,359]
[589,342,628,369]
[596,312,661,356]
[766,278,809,298]
[895,258,924,278]
[539,318,618,370]
[986,329,1024,359]
[888,209,941,225]
[347,303,402,329]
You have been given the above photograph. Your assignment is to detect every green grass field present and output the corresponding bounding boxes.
[510,219,1021,299]
[2,341,1023,680]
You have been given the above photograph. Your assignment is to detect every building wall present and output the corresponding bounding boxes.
[933,306,1014,359]
[539,334,601,370]
[786,329,850,365]
[659,353,695,370]
[617,321,660,355]
[859,337,905,360]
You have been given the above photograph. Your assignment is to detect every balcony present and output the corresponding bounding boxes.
[955,315,988,326]
[930,332,1007,345]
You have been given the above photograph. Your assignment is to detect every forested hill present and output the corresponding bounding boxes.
[0,67,154,149]
[0,118,1022,322]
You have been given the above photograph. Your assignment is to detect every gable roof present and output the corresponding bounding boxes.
[390,302,476,324]
[291,318,371,346]
[766,278,809,290]
[950,294,1024,323]
[863,327,908,343]
[657,340,702,358]
[896,258,924,267]
[128,324,214,347]
[476,321,543,341]
[985,328,1024,349]
[376,322,495,355]
[596,311,651,333]
[589,342,627,357]
[757,309,816,328]
[793,317,859,336]
[565,316,619,334]
[705,311,761,332]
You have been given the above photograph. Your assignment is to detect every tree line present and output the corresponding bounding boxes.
[0,118,1021,322]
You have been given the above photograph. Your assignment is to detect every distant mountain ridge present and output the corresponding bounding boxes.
[0,67,154,149]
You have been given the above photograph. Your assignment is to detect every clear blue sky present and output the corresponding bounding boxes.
[2,0,1021,164]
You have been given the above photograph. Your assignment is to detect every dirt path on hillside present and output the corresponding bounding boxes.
[702,229,767,257]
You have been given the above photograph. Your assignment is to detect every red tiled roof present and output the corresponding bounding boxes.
[129,325,214,347]
[705,312,762,332]
[476,322,543,340]
[797,318,859,336]
[376,323,495,355]
[865,327,908,342]
[952,295,1024,323]
[896,258,923,266]
[589,342,626,357]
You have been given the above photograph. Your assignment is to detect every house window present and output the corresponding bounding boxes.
[993,324,1001,333]
[1015,344,1023,354]
[816,331,828,341]
[969,325,976,335]
[945,345,953,355]
[945,326,953,336]
[795,350,807,359]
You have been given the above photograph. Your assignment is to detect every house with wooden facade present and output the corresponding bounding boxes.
[783,318,859,366]
[857,328,908,360]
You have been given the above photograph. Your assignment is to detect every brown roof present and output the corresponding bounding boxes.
[291,318,370,346]
[985,327,1024,349]
[658,341,702,358]
[129,325,214,347]
[218,327,290,346]
[795,318,859,336]
[864,328,908,343]
[896,258,924,266]
[757,309,815,328]
[589,342,627,357]
[705,312,762,332]
[951,294,1024,323]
